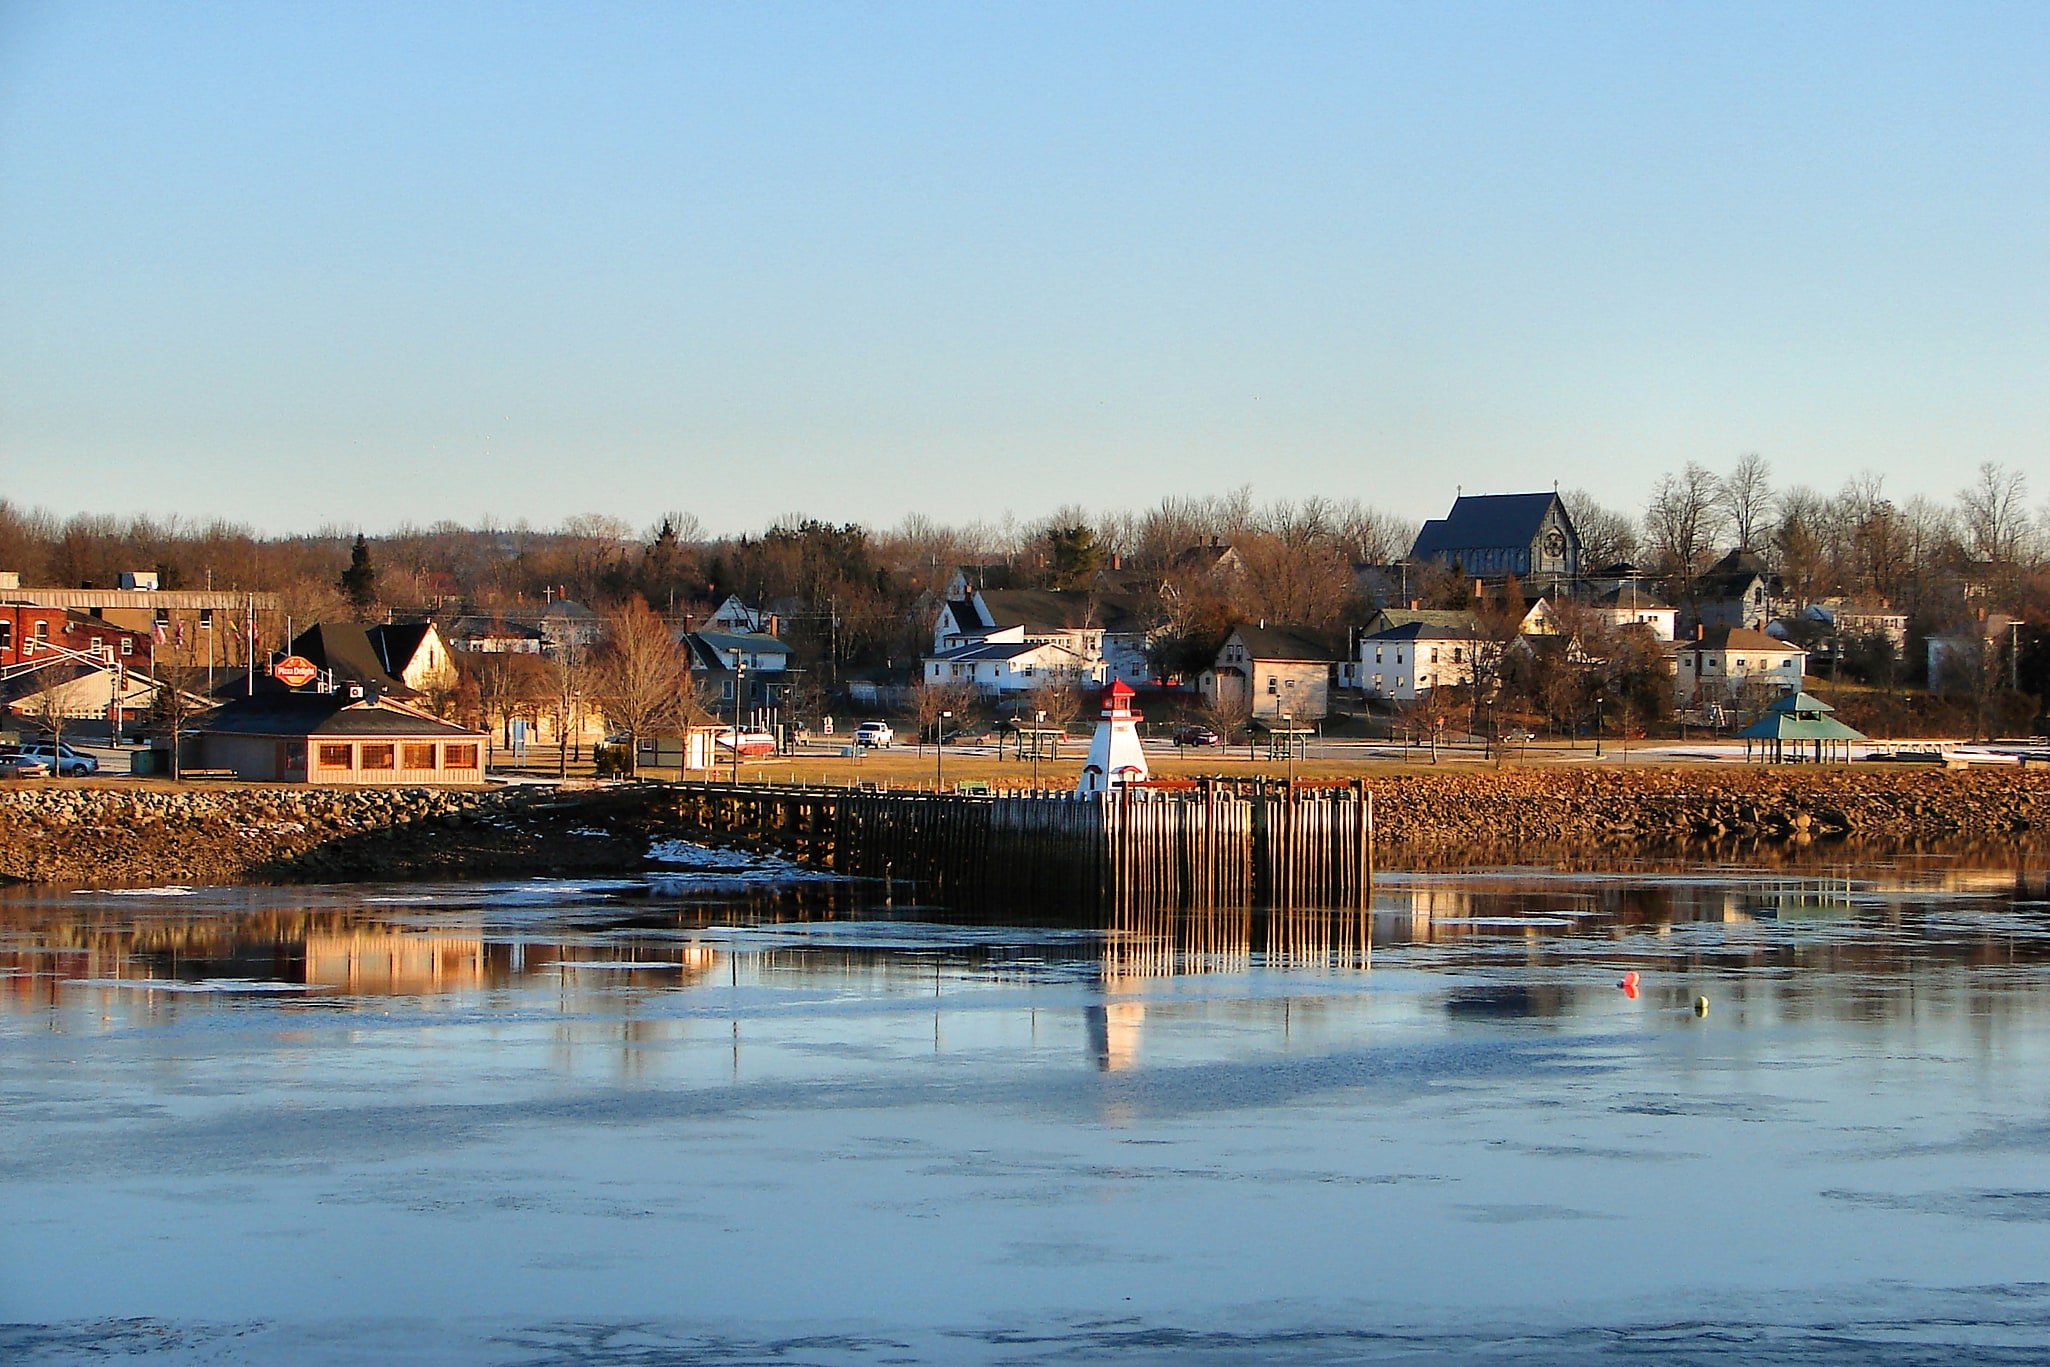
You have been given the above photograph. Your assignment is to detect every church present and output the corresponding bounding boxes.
[1408,491,1580,584]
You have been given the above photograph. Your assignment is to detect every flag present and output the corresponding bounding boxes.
[153,620,167,644]
[175,621,186,647]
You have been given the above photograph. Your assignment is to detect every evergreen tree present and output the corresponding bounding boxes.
[339,534,378,615]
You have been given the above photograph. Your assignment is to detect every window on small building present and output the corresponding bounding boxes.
[121,637,134,656]
[444,743,479,769]
[1267,676,1278,694]
[317,743,353,768]
[154,607,170,626]
[360,744,396,770]
[90,638,107,659]
[33,620,49,643]
[0,621,12,650]
[402,742,437,769]
[199,608,214,629]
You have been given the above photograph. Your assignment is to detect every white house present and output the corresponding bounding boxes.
[1591,583,1677,642]
[933,585,1153,687]
[1672,627,1807,708]
[1349,618,1480,701]
[924,639,1100,697]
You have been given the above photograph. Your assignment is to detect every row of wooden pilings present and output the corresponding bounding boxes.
[658,778,1377,910]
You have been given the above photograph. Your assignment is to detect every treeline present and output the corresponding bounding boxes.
[3,459,2045,676]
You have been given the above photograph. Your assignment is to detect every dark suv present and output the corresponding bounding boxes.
[1172,724,1223,748]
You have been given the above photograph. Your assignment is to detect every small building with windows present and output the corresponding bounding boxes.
[1348,617,1481,702]
[197,692,488,785]
[1672,627,1807,709]
[1200,625,1346,721]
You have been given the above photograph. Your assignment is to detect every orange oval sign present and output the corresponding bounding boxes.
[273,655,319,688]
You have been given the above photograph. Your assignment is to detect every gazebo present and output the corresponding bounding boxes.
[1737,690,1865,763]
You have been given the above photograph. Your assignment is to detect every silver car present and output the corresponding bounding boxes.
[17,742,98,776]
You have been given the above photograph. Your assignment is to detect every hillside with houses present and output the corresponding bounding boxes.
[2,457,2046,773]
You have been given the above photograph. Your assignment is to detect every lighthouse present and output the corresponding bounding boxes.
[1077,678,1149,796]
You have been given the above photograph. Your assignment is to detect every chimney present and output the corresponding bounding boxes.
[768,614,780,637]
[1696,623,1704,641]
[1410,599,1420,611]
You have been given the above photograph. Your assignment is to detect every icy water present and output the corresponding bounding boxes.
[4,850,2050,1365]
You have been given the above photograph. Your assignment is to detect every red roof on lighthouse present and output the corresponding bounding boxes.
[1100,678,1139,718]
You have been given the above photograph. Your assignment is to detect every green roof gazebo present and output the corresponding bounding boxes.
[1737,690,1865,763]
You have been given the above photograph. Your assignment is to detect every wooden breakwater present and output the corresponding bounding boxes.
[658,779,1376,910]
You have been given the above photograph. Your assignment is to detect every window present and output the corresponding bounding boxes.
[199,608,214,629]
[1374,646,1383,664]
[120,637,133,656]
[360,744,396,770]
[1452,648,1464,664]
[1266,676,1278,695]
[444,744,479,769]
[33,621,48,643]
[1429,648,1440,664]
[154,607,170,626]
[402,742,437,769]
[0,622,11,650]
[90,638,107,660]
[317,743,353,768]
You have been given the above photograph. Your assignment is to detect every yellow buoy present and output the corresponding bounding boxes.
[1694,995,1710,1017]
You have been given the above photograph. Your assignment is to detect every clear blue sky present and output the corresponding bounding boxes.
[2,1,2044,535]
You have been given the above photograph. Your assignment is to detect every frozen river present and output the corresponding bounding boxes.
[4,848,2049,1364]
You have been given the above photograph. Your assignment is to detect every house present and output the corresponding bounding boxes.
[0,573,279,667]
[1926,613,2016,695]
[1672,627,1807,709]
[197,692,487,785]
[924,638,1100,697]
[1170,540,1246,580]
[1590,583,1677,642]
[0,603,152,672]
[933,585,1154,686]
[440,616,549,655]
[1348,617,1480,701]
[1201,625,1346,721]
[1693,550,1783,631]
[1408,492,1580,584]
[539,599,601,651]
[706,594,770,633]
[365,623,457,696]
[682,629,794,717]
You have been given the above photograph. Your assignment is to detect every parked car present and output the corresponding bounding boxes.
[714,729,777,758]
[16,741,97,776]
[1172,724,1223,748]
[0,748,51,779]
[853,721,894,748]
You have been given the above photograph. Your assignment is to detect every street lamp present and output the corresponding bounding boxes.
[729,647,746,784]
[1593,691,1605,758]
[937,710,951,788]
[1032,709,1046,788]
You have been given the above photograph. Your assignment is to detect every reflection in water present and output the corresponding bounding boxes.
[6,845,2050,1363]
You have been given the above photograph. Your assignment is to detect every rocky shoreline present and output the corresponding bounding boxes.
[0,767,2044,888]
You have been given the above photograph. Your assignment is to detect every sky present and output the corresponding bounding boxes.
[1,1,2045,537]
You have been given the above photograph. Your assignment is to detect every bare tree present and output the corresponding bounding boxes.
[589,596,692,776]
[1561,489,1639,570]
[1644,462,1727,583]
[1958,462,2031,565]
[1716,453,1775,553]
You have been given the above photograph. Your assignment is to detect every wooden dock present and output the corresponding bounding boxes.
[656,779,1376,911]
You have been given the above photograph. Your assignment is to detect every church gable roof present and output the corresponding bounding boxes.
[1409,492,1570,560]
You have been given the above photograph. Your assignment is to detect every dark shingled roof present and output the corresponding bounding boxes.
[289,624,414,698]
[202,694,482,738]
[1410,492,1570,561]
[1694,550,1778,600]
[1227,625,1347,662]
[369,622,433,676]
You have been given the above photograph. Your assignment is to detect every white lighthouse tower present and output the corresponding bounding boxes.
[1077,679,1149,796]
